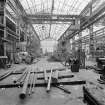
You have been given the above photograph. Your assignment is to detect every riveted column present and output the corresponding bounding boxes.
[89,25,94,57]
[89,2,94,58]
[72,37,75,52]
[78,32,82,50]
[3,0,7,56]
[79,32,85,68]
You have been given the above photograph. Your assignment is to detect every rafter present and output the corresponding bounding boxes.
[40,36,57,41]
[7,0,18,16]
[12,0,40,41]
[26,18,75,23]
[59,0,105,41]
[6,9,16,23]
[26,14,81,19]
[65,2,105,40]
[57,1,91,41]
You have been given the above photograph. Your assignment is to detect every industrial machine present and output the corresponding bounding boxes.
[14,52,32,64]
[96,57,105,83]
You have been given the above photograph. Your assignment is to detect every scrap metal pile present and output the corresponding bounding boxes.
[0,66,86,100]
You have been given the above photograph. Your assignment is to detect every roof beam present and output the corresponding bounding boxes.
[58,24,72,41]
[57,1,91,41]
[13,0,26,16]
[27,21,71,24]
[6,9,16,23]
[65,6,105,40]
[25,14,81,24]
[40,36,57,41]
[27,18,75,24]
[30,24,40,41]
[62,0,105,41]
[81,2,105,28]
[27,14,81,18]
[7,0,18,16]
[13,0,40,41]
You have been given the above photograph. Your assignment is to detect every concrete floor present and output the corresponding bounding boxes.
[0,57,102,105]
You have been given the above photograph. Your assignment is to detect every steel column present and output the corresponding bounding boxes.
[78,32,82,50]
[89,3,94,57]
[72,37,75,52]
[3,0,7,56]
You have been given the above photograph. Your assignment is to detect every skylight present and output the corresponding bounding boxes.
[19,0,91,15]
[19,0,91,40]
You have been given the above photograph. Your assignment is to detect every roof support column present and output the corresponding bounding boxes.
[69,39,72,51]
[3,0,7,56]
[72,37,75,52]
[78,32,82,50]
[89,2,95,58]
[78,32,85,68]
[89,25,94,57]
[16,21,20,42]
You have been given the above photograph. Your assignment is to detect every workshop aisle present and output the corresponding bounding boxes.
[0,57,87,105]
[34,57,66,71]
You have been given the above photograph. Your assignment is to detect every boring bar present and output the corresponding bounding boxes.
[0,71,13,81]
[46,69,53,92]
[19,67,31,99]
[28,73,34,95]
[44,68,48,83]
[13,69,28,83]
[31,67,38,93]
[31,72,37,93]
[55,85,71,94]
[52,70,59,83]
[20,71,28,84]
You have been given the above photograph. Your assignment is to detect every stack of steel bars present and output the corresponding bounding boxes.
[0,71,13,81]
[19,66,37,99]
[44,68,71,94]
[0,67,26,81]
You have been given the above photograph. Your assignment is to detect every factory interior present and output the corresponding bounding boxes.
[0,0,105,105]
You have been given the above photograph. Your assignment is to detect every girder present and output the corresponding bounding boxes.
[7,0,97,41]
[62,1,105,41]
[57,2,91,41]
[14,0,26,16]
[27,14,81,19]
[7,0,18,16]
[66,12,105,40]
[6,9,16,23]
[81,2,105,29]
[26,18,75,24]
[24,14,81,24]
[40,36,57,41]
[27,21,71,24]
[11,0,40,41]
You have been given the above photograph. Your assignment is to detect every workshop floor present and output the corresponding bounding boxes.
[0,57,101,105]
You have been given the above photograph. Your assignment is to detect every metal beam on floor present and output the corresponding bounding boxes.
[0,80,86,88]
